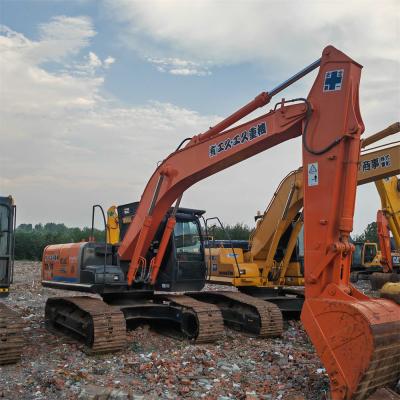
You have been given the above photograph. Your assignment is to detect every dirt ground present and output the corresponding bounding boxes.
[0,262,394,400]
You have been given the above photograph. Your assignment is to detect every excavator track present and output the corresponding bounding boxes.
[158,295,224,343]
[188,291,283,337]
[45,296,126,354]
[0,302,24,364]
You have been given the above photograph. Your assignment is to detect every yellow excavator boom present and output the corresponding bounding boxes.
[375,176,400,249]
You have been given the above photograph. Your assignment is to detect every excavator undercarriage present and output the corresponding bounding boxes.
[44,292,282,353]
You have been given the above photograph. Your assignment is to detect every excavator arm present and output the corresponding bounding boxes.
[377,209,393,272]
[118,46,399,399]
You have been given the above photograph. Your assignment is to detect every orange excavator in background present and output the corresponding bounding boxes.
[41,46,400,399]
[362,174,400,290]
[377,209,395,273]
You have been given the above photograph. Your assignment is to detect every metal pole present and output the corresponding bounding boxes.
[269,58,321,97]
[148,175,165,215]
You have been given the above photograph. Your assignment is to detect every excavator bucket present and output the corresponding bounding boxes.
[302,295,400,399]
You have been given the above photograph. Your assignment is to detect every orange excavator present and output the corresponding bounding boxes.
[42,46,400,399]
[377,210,395,273]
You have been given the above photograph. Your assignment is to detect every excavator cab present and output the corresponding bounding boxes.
[0,196,15,298]
[364,242,378,264]
[352,241,381,273]
[117,202,207,292]
[43,203,207,293]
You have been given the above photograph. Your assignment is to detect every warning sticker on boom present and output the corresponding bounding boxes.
[308,162,319,186]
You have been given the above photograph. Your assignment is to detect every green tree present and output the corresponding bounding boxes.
[206,222,252,240]
[352,221,378,243]
[14,223,105,260]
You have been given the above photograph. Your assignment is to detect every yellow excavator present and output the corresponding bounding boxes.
[376,175,400,249]
[205,123,400,314]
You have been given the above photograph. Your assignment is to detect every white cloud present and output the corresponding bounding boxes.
[104,1,399,66]
[147,57,211,76]
[104,56,115,68]
[0,18,220,226]
[104,0,399,132]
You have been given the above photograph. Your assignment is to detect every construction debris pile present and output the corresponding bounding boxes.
[0,261,330,400]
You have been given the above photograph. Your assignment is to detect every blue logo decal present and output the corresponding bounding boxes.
[323,69,344,92]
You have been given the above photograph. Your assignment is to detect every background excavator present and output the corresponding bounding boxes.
[369,176,400,289]
[353,171,400,283]
[206,125,399,314]
[0,196,24,364]
[376,210,395,272]
[376,175,400,250]
[36,46,400,399]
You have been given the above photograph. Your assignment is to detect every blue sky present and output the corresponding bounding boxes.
[0,0,399,233]
[0,0,268,115]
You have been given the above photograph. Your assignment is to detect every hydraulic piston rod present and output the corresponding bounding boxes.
[269,58,321,97]
[197,58,321,143]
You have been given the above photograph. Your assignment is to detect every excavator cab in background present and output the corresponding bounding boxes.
[368,189,400,289]
[351,241,381,277]
[0,196,15,297]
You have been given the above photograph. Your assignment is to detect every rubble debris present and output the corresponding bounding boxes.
[0,262,398,399]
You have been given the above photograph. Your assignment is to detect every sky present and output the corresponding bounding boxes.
[0,0,399,234]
